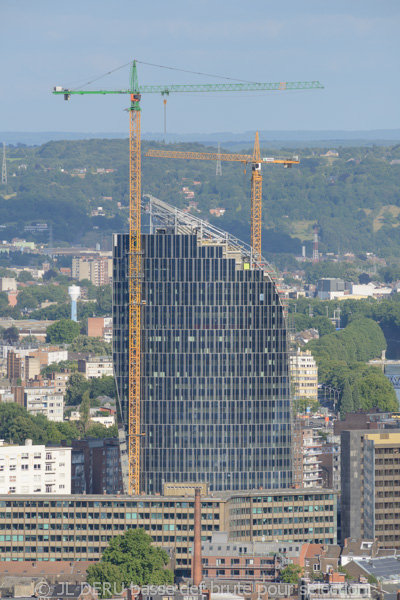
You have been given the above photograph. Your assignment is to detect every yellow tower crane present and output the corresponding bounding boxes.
[53,61,323,494]
[146,132,299,259]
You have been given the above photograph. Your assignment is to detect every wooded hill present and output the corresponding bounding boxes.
[3,139,400,257]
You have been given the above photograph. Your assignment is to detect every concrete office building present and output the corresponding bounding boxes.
[0,439,71,494]
[316,278,345,300]
[0,486,336,574]
[113,197,292,494]
[341,429,400,547]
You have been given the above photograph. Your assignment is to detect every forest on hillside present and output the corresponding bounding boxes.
[2,139,400,258]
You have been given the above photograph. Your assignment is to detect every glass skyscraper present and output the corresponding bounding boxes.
[113,197,292,494]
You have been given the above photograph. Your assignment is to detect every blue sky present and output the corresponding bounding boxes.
[2,0,400,135]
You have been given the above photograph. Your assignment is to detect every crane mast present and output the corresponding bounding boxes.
[128,67,142,495]
[53,62,323,495]
[251,132,263,259]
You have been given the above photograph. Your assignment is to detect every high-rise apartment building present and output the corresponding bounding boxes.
[289,349,318,402]
[113,197,292,494]
[341,429,400,547]
[72,256,112,286]
[71,437,123,494]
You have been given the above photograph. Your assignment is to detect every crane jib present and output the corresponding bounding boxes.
[52,81,323,97]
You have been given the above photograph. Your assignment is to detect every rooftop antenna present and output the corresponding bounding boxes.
[312,225,319,263]
[48,224,53,261]
[1,143,7,185]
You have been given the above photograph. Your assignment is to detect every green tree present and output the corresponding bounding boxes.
[17,271,34,283]
[358,369,398,412]
[87,563,124,599]
[65,372,91,406]
[69,335,112,355]
[95,285,112,314]
[85,423,118,438]
[101,529,173,587]
[80,390,91,433]
[41,360,78,377]
[313,315,335,337]
[46,319,80,344]
[53,421,80,444]
[3,326,19,344]
[279,564,304,583]
[352,381,361,411]
[293,397,321,416]
[90,376,116,399]
[340,380,353,418]
[17,289,39,310]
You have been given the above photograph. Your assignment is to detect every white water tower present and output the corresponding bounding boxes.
[68,285,80,322]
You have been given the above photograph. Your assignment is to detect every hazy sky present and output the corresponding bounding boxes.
[2,0,400,135]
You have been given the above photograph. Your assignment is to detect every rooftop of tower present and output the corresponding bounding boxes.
[142,194,278,283]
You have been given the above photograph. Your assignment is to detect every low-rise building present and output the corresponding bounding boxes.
[0,561,96,585]
[47,370,71,395]
[78,356,113,379]
[299,578,371,600]
[0,439,71,494]
[316,278,345,301]
[24,384,64,422]
[200,532,298,581]
[87,317,112,343]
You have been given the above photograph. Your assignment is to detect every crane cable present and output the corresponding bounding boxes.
[69,58,266,91]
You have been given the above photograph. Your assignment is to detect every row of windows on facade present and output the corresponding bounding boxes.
[143,377,290,393]
[143,354,288,372]
[141,314,285,331]
[142,286,281,306]
[3,516,215,525]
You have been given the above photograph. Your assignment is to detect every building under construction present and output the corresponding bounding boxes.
[113,196,292,494]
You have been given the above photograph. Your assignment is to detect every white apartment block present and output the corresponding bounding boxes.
[0,439,71,494]
[24,387,64,422]
[78,356,113,379]
[289,348,318,401]
[46,349,69,365]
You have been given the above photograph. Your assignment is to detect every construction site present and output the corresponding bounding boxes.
[54,61,323,494]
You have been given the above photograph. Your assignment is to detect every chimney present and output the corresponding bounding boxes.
[193,487,202,587]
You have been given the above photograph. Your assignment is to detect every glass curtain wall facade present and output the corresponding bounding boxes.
[113,230,292,494]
